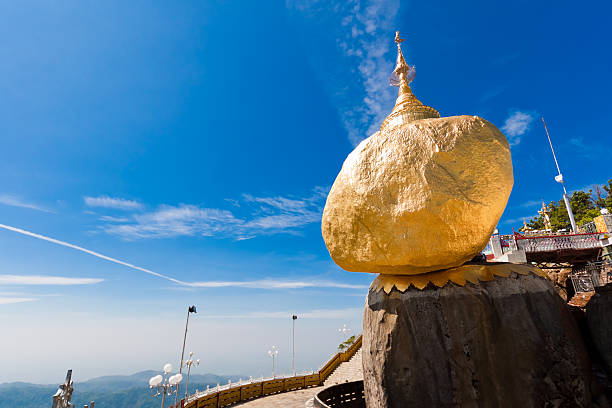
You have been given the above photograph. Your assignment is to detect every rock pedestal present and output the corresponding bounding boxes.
[587,283,612,375]
[362,267,593,408]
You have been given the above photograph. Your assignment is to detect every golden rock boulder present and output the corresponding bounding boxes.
[322,115,513,275]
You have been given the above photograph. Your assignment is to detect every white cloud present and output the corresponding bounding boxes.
[503,216,532,225]
[287,0,400,146]
[84,196,142,210]
[0,275,103,285]
[501,111,535,145]
[0,194,52,213]
[0,297,36,305]
[98,215,130,223]
[189,279,367,289]
[521,200,544,208]
[104,205,242,239]
[0,223,186,286]
[202,307,362,319]
[0,223,363,292]
[101,188,327,240]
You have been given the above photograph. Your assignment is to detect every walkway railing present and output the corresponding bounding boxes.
[183,335,362,408]
[498,232,604,255]
[515,232,603,252]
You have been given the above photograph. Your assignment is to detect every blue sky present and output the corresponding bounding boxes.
[0,0,610,383]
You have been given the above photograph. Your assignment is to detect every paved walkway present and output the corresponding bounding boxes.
[232,349,364,407]
[231,386,323,408]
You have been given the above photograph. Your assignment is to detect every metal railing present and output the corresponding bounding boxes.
[314,380,365,408]
[570,261,612,293]
[183,335,362,408]
[515,232,603,252]
[499,234,517,254]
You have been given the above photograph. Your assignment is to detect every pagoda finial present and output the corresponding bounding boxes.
[394,31,404,45]
[391,31,412,89]
[380,31,440,132]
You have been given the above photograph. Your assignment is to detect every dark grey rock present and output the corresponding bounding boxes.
[363,271,592,408]
[587,283,612,375]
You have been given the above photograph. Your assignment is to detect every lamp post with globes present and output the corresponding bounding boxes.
[268,346,279,378]
[184,352,200,398]
[339,324,351,342]
[148,363,182,408]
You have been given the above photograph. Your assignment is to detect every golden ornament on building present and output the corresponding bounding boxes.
[321,31,514,276]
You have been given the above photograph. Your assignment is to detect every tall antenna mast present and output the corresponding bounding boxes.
[542,117,577,232]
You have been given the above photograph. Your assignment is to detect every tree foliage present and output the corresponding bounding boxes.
[338,335,356,351]
[525,179,611,232]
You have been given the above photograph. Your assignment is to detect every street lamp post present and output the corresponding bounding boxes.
[184,352,200,398]
[177,305,197,407]
[292,315,298,376]
[149,363,182,408]
[268,346,279,378]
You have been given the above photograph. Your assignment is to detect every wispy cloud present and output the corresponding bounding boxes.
[501,111,535,145]
[0,194,52,213]
[0,223,186,285]
[521,199,543,208]
[479,85,506,103]
[0,275,103,285]
[84,196,143,211]
[189,279,366,289]
[202,307,362,319]
[287,0,400,146]
[100,188,327,240]
[0,223,358,291]
[0,297,36,305]
[567,136,602,158]
[98,215,130,223]
[503,216,533,225]
[104,205,242,239]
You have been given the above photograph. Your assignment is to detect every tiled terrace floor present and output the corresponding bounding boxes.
[231,385,323,408]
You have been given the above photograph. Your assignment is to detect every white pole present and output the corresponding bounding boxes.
[542,117,577,232]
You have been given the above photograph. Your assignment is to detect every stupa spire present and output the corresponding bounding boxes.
[392,31,414,97]
[380,31,440,132]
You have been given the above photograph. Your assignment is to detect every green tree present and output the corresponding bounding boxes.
[549,200,571,231]
[525,189,603,232]
[570,190,599,226]
[526,215,545,230]
[602,179,612,210]
[338,335,356,351]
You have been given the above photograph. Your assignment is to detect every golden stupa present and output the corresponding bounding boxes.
[322,32,514,277]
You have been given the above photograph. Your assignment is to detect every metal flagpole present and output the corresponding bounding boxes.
[542,117,577,232]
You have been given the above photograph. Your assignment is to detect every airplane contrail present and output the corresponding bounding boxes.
[0,223,189,286]
[0,223,367,291]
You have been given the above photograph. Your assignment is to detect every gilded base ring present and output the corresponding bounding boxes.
[371,262,546,294]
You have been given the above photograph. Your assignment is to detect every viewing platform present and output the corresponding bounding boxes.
[488,231,611,264]
[183,336,363,408]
